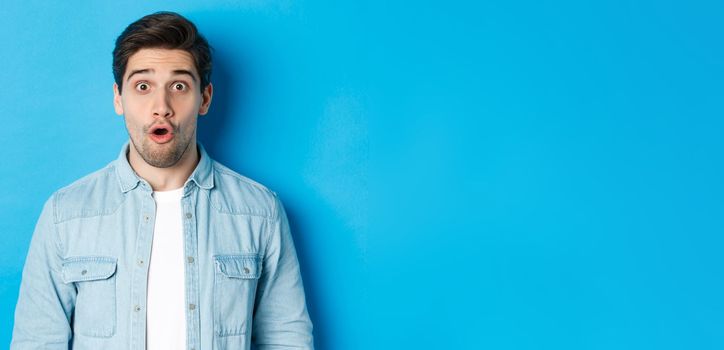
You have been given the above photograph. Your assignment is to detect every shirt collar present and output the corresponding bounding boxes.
[114,140,215,193]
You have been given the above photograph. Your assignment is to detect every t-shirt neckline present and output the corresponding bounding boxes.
[152,187,184,202]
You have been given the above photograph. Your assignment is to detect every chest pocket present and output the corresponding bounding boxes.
[62,256,117,338]
[214,254,261,337]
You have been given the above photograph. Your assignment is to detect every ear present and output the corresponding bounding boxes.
[198,83,213,116]
[113,83,124,115]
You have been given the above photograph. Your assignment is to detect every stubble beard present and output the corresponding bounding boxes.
[129,125,192,168]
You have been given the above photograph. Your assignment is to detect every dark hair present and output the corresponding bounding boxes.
[113,11,212,94]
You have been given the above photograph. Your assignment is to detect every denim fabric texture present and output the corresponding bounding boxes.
[11,141,314,350]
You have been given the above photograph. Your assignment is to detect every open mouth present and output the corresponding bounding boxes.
[150,124,172,135]
[149,125,174,143]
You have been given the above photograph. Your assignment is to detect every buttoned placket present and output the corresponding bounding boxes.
[126,181,204,350]
[131,181,156,350]
[128,181,202,350]
[182,184,201,350]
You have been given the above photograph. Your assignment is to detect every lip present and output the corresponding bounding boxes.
[148,124,175,144]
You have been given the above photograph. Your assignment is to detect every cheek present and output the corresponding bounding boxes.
[171,97,202,120]
[173,94,201,110]
[122,112,146,135]
[121,99,147,127]
[123,118,139,135]
[119,99,137,118]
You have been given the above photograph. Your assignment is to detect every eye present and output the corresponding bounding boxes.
[172,82,187,91]
[135,82,150,92]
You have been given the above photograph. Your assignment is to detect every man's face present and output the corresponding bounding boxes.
[113,48,212,168]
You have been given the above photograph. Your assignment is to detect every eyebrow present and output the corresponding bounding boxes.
[126,68,198,83]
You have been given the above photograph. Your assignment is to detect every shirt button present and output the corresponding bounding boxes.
[186,212,193,219]
[134,305,141,312]
[144,214,150,222]
[81,269,87,275]
[187,256,194,264]
[243,267,250,274]
[189,303,196,310]
[137,259,144,266]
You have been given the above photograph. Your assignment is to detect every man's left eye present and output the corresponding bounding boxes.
[173,83,187,91]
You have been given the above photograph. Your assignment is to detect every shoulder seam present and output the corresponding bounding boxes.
[212,162,276,196]
[51,163,127,224]
[50,194,65,258]
[209,162,280,220]
[55,163,116,196]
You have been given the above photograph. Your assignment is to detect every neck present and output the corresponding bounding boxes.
[127,140,199,192]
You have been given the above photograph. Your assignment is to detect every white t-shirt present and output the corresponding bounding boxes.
[146,187,186,350]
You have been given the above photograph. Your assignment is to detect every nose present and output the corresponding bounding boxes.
[151,89,173,119]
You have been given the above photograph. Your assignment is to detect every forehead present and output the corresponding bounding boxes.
[125,48,197,78]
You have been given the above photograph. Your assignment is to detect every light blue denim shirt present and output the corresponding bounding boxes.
[11,142,314,350]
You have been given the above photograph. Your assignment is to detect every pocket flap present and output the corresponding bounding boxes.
[62,256,117,283]
[215,254,260,279]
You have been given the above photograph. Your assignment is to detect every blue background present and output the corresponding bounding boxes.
[1,1,723,349]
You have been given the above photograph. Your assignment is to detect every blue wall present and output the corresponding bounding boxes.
[2,1,723,349]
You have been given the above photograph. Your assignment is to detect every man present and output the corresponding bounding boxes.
[11,11,314,350]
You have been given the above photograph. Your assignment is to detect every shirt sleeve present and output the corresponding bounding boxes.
[251,195,315,349]
[11,195,75,349]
